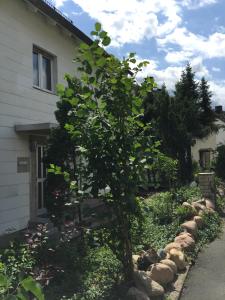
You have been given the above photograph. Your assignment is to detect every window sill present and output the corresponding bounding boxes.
[33,85,56,95]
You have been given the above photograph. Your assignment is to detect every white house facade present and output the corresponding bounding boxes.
[191,107,225,169]
[0,0,91,235]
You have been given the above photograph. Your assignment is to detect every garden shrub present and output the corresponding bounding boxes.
[174,205,196,222]
[146,192,176,224]
[173,185,202,204]
[214,144,225,181]
[189,210,222,259]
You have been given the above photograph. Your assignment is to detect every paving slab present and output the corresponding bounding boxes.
[181,222,225,300]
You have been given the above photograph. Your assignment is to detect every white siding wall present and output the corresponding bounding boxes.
[216,119,225,145]
[191,119,225,163]
[0,0,82,235]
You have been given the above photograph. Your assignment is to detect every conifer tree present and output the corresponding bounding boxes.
[198,77,216,136]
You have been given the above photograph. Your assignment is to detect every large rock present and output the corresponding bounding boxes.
[205,198,215,210]
[148,263,174,285]
[164,242,182,253]
[182,202,193,209]
[195,198,206,205]
[126,287,150,300]
[160,259,177,275]
[137,248,159,270]
[168,249,186,271]
[174,232,195,250]
[144,248,159,264]
[192,202,207,214]
[182,202,197,216]
[193,216,204,229]
[133,270,164,297]
[181,220,198,236]
[133,255,140,264]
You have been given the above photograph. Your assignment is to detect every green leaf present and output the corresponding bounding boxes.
[80,42,89,50]
[102,36,111,46]
[16,288,28,300]
[130,58,136,64]
[56,83,65,95]
[96,57,106,67]
[0,274,8,287]
[110,78,117,84]
[69,97,79,106]
[5,296,17,300]
[21,277,44,300]
[91,31,98,36]
[99,31,107,39]
[95,22,101,32]
[65,88,74,97]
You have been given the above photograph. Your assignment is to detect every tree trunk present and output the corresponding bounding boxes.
[121,217,134,282]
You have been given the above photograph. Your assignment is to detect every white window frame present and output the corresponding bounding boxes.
[33,46,56,93]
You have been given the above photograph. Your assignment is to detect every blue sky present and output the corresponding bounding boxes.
[51,0,225,106]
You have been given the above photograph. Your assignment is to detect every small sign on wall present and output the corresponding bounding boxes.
[17,157,30,173]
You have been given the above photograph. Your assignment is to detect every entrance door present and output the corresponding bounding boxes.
[36,145,46,216]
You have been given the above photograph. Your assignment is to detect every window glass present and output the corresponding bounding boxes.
[42,56,52,91]
[33,52,39,86]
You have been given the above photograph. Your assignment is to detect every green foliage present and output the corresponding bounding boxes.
[149,153,178,189]
[173,185,202,204]
[143,65,216,184]
[198,77,216,132]
[214,144,225,181]
[0,242,35,286]
[132,213,180,251]
[0,271,44,300]
[145,192,176,224]
[72,247,121,300]
[174,205,196,223]
[191,210,222,258]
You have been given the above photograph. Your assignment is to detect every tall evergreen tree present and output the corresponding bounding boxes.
[144,64,216,184]
[198,77,216,136]
[173,63,200,182]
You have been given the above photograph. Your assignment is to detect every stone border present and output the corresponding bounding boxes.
[165,265,190,300]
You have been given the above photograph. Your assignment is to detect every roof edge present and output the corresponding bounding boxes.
[25,0,93,45]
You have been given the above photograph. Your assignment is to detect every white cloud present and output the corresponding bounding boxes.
[212,67,221,72]
[191,56,210,78]
[181,0,218,9]
[51,0,67,8]
[158,27,225,62]
[136,56,209,91]
[210,81,225,106]
[71,0,182,47]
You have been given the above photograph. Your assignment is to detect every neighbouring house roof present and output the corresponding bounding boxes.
[15,123,57,135]
[24,0,93,45]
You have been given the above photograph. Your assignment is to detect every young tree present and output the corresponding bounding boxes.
[46,23,158,281]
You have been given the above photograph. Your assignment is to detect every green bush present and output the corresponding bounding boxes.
[72,247,122,300]
[190,210,222,259]
[174,205,196,223]
[146,192,176,224]
[173,185,202,204]
[214,144,225,180]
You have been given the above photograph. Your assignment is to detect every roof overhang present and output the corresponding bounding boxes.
[24,0,92,45]
[15,122,57,135]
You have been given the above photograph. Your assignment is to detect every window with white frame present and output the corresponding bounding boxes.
[33,46,56,92]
